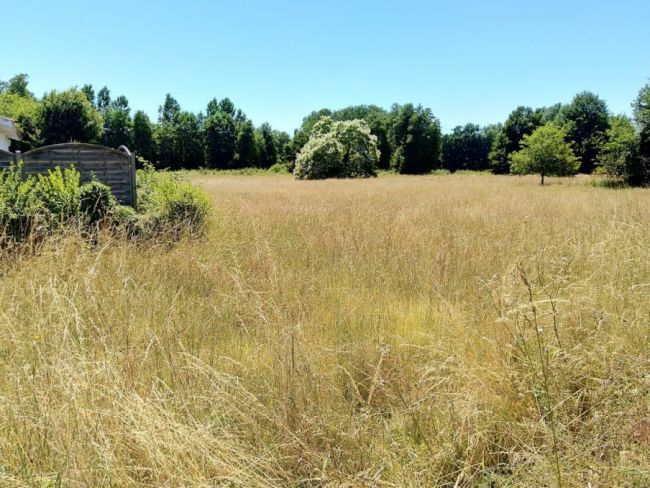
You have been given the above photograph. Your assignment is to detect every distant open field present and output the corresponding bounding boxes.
[1,173,648,486]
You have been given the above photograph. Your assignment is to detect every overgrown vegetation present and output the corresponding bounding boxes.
[0,163,210,247]
[135,164,211,238]
[0,173,647,486]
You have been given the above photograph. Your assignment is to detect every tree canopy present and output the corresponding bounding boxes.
[389,104,441,174]
[442,123,498,172]
[598,115,639,180]
[509,124,580,184]
[294,117,379,179]
[489,107,543,174]
[557,91,610,173]
[39,89,103,145]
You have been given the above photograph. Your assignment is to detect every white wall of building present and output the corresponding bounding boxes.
[0,133,10,152]
[0,116,20,151]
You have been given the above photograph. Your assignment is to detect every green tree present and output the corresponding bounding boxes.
[154,94,183,168]
[101,95,131,148]
[112,95,129,111]
[489,106,543,174]
[541,103,563,124]
[206,98,220,117]
[557,91,610,173]
[295,117,379,179]
[329,105,392,169]
[509,124,579,184]
[236,119,257,167]
[159,94,181,124]
[629,81,650,186]
[598,115,639,180]
[290,108,334,162]
[0,74,32,98]
[39,89,103,144]
[273,130,292,163]
[154,123,175,168]
[218,98,236,116]
[132,110,155,162]
[442,123,496,172]
[0,92,40,149]
[633,81,650,156]
[97,86,111,111]
[101,107,132,148]
[204,111,236,168]
[389,103,441,174]
[256,122,277,168]
[174,111,204,169]
[81,84,95,106]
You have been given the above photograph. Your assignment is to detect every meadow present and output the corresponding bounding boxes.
[0,173,648,487]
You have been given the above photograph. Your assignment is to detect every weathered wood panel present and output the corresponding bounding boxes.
[0,149,14,170]
[20,143,136,206]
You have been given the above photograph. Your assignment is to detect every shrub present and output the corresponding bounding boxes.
[79,181,117,224]
[0,162,211,246]
[137,166,211,238]
[33,167,82,221]
[110,204,143,238]
[0,165,86,242]
[268,162,289,174]
[294,117,379,179]
[0,164,42,241]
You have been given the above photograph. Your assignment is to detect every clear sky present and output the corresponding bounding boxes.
[4,0,649,133]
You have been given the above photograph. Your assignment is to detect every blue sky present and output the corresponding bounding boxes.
[4,0,649,133]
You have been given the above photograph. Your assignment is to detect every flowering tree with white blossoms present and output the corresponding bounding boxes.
[294,117,379,179]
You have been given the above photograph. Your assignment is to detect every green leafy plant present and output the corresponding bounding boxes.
[79,181,117,224]
[510,124,580,184]
[137,164,211,238]
[33,167,82,220]
[294,117,379,179]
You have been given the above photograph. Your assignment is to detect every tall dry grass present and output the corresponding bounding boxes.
[0,173,648,487]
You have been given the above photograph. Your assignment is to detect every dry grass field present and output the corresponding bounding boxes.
[0,173,648,487]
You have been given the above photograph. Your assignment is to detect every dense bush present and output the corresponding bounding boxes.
[294,117,379,179]
[0,165,85,242]
[79,181,117,224]
[0,165,43,241]
[268,162,289,174]
[136,164,211,238]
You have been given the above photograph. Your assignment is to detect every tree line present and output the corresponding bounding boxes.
[0,74,290,170]
[1,73,649,185]
[441,87,650,185]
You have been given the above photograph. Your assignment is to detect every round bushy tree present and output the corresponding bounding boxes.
[509,124,579,184]
[294,117,379,179]
[39,88,103,144]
